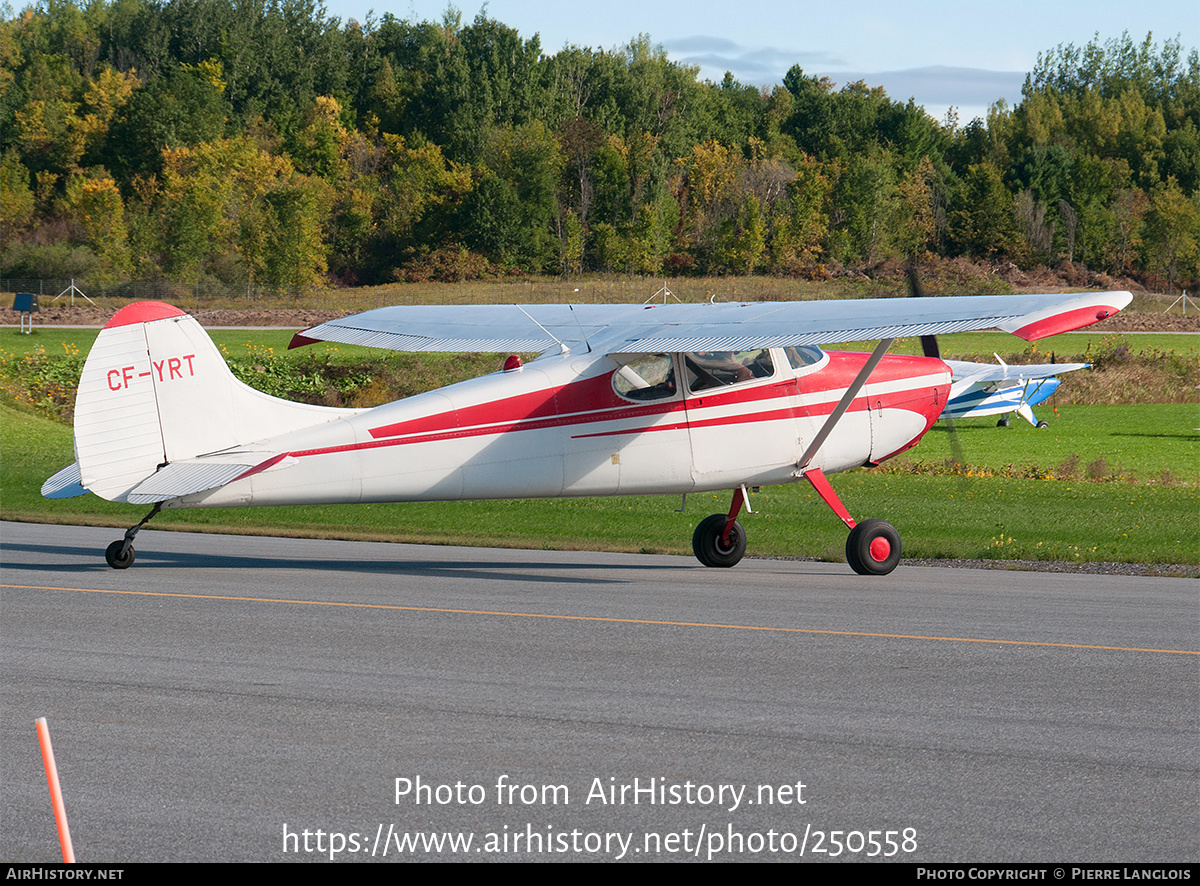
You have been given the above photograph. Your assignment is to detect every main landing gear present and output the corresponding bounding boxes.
[1000,406,1050,429]
[804,467,901,575]
[104,502,162,569]
[691,334,903,575]
[692,472,903,575]
[692,485,749,567]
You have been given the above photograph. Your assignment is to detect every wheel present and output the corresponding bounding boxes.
[1036,420,1049,429]
[996,417,1010,427]
[845,519,901,576]
[692,513,747,567]
[105,540,135,569]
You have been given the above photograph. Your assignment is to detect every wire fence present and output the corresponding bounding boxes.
[0,278,327,306]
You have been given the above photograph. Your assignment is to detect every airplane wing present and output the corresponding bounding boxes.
[290,291,1131,354]
[944,359,1091,386]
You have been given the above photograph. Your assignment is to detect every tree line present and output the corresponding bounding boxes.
[1,1,1197,291]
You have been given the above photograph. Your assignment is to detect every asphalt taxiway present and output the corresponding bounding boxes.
[1,521,1196,862]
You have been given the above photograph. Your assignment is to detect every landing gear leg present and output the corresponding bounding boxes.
[105,502,162,569]
[693,487,748,567]
[1015,402,1048,428]
[791,337,902,575]
[803,468,901,575]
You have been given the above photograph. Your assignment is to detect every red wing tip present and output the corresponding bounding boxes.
[104,301,187,329]
[289,332,319,349]
[1012,304,1124,341]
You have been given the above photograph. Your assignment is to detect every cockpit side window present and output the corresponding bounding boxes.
[783,345,825,370]
[612,353,678,401]
[684,349,774,391]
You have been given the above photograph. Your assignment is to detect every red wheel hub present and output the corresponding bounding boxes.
[868,536,891,562]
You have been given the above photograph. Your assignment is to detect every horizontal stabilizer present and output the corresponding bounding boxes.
[125,456,279,504]
[41,462,87,499]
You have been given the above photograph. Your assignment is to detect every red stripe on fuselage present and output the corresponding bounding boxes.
[366,352,944,443]
[368,372,633,439]
[278,355,947,462]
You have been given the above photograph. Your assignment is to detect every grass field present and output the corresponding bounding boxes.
[3,399,1195,568]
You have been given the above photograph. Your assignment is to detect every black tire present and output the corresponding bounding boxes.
[997,418,1009,427]
[845,519,901,576]
[692,513,747,567]
[1036,420,1049,429]
[105,540,135,569]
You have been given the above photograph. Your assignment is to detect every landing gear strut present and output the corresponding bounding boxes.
[104,502,162,569]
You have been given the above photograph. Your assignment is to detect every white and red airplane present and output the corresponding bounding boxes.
[42,290,1131,574]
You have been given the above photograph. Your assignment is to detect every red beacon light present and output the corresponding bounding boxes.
[503,354,523,372]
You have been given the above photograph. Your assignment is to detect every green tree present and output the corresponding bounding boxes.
[949,161,1023,260]
[1142,177,1199,289]
[259,177,332,288]
[0,149,35,240]
[61,171,129,277]
[465,121,564,269]
[105,61,228,180]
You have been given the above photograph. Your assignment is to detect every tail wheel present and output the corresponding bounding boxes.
[845,519,901,576]
[692,513,747,568]
[105,540,135,569]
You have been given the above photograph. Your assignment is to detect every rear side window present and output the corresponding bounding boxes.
[612,354,678,401]
[783,345,825,370]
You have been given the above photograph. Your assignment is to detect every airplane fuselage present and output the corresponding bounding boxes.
[176,347,950,509]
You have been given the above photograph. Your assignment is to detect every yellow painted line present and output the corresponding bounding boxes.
[3,583,1197,655]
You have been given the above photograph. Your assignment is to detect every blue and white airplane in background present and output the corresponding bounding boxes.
[942,356,1089,428]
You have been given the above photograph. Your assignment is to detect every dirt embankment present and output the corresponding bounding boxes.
[1,305,354,329]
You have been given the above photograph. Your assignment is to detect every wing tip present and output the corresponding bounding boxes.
[289,331,320,349]
[1008,291,1133,341]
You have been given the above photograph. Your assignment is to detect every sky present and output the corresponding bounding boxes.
[317,0,1197,123]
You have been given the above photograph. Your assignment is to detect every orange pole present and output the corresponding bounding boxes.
[35,717,75,863]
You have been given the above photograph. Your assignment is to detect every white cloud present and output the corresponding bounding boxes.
[656,34,1027,122]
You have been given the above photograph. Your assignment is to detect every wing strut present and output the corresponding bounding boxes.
[797,337,895,470]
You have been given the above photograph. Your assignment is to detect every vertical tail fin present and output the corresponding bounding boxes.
[73,301,354,502]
